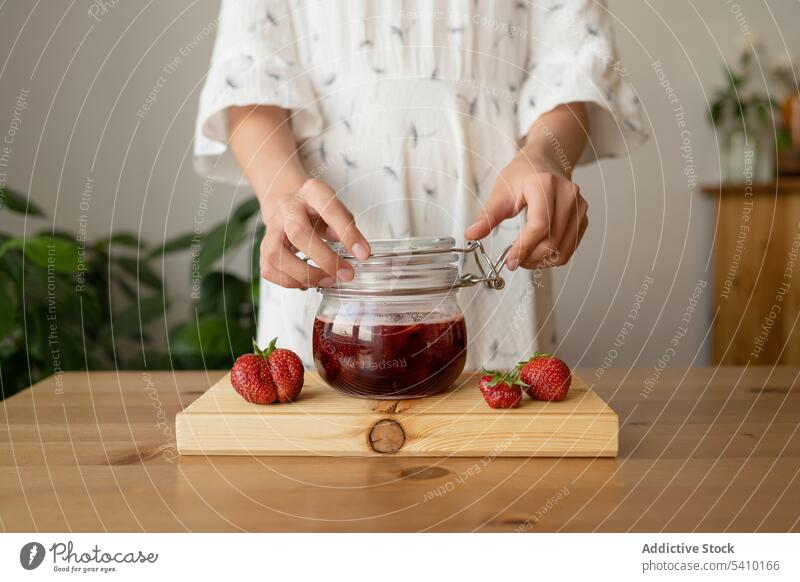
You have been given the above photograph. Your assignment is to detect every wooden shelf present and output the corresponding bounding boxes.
[701,178,800,196]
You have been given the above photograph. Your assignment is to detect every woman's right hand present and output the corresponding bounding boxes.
[259,178,371,289]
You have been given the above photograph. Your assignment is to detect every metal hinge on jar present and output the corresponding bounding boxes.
[452,240,513,291]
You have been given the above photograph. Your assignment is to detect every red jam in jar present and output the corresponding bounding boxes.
[313,314,467,399]
[312,237,469,399]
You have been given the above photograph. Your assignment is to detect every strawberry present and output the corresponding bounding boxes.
[231,354,277,404]
[231,338,304,404]
[261,338,305,402]
[478,371,524,409]
[516,353,571,401]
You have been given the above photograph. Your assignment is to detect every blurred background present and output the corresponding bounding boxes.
[2,0,799,398]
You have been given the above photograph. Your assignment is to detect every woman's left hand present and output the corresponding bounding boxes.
[464,148,588,271]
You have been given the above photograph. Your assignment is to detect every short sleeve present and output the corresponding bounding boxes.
[517,0,647,165]
[193,0,322,184]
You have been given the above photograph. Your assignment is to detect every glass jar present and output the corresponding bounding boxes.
[312,237,509,399]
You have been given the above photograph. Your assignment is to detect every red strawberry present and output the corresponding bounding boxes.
[231,338,304,404]
[517,353,571,401]
[478,371,524,409]
[262,339,305,402]
[231,354,277,404]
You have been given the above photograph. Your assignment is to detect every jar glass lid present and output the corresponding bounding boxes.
[313,237,512,296]
[327,237,456,259]
[324,237,460,296]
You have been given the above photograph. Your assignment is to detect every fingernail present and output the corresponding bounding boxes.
[506,258,519,271]
[319,277,335,288]
[337,268,354,282]
[352,242,369,260]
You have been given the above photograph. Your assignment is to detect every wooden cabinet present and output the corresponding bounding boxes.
[704,180,800,365]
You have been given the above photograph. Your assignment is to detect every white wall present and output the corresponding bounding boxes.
[556,0,792,375]
[1,1,796,372]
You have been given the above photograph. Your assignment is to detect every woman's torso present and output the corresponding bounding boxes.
[282,0,531,238]
[256,1,554,369]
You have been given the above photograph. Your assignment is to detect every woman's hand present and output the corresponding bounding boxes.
[464,102,590,271]
[465,151,588,270]
[260,178,370,289]
[226,105,370,289]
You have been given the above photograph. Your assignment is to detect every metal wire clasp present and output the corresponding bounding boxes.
[453,240,513,291]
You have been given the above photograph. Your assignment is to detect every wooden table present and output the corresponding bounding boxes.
[1,368,799,532]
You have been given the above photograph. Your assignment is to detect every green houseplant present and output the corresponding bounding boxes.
[0,186,169,398]
[158,196,263,370]
[0,186,263,399]
[708,41,779,182]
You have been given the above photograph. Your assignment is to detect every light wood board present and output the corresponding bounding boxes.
[175,372,618,457]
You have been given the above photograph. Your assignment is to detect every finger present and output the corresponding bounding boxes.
[465,180,519,240]
[526,200,588,269]
[279,203,354,280]
[524,213,574,269]
[523,186,583,266]
[577,209,589,244]
[261,269,306,289]
[310,216,331,238]
[505,173,557,270]
[558,193,588,254]
[273,242,336,288]
[323,224,340,241]
[259,235,306,288]
[302,178,370,259]
[309,217,341,241]
[277,216,346,274]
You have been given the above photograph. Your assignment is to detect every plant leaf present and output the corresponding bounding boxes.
[0,235,80,272]
[251,222,265,281]
[77,285,103,328]
[0,272,16,338]
[112,295,168,338]
[0,187,45,216]
[197,220,247,275]
[755,101,769,126]
[250,278,260,308]
[197,271,248,318]
[96,232,142,249]
[114,274,138,300]
[115,256,163,290]
[232,196,260,222]
[170,315,251,360]
[709,100,725,126]
[147,232,196,258]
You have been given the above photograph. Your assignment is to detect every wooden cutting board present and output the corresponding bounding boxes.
[176,372,617,457]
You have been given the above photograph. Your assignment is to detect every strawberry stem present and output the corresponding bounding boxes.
[252,337,278,359]
[263,337,278,358]
[481,368,525,388]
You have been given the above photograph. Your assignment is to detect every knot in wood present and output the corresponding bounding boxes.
[369,419,405,454]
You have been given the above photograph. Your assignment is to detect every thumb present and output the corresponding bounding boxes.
[464,183,518,240]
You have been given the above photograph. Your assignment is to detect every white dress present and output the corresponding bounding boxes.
[194,0,646,370]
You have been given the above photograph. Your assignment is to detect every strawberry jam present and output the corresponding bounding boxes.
[313,315,467,399]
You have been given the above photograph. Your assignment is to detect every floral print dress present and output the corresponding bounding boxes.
[194,0,646,370]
